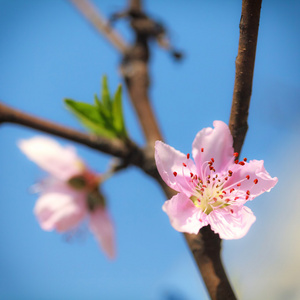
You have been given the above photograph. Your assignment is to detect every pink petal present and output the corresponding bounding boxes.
[34,190,86,232]
[89,208,116,259]
[18,136,83,181]
[155,141,197,196]
[162,193,208,234]
[208,206,256,239]
[224,159,278,200]
[192,121,234,174]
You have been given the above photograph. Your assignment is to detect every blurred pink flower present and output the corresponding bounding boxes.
[155,121,278,239]
[19,136,115,258]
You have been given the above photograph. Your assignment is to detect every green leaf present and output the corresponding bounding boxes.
[112,85,127,138]
[64,99,116,139]
[101,76,112,112]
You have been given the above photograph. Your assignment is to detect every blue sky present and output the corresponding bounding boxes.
[0,1,299,299]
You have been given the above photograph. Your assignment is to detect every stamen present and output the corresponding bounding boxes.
[230,188,235,193]
[183,163,187,167]
[235,160,239,164]
[230,209,234,214]
[237,183,241,187]
[233,152,239,157]
[211,158,215,162]
[246,175,250,180]
[246,190,250,195]
[173,172,177,177]
[187,153,190,159]
[228,170,233,176]
[201,148,204,152]
[239,161,245,166]
[243,157,247,162]
[254,179,258,184]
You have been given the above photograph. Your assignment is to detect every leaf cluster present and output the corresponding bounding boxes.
[65,76,128,140]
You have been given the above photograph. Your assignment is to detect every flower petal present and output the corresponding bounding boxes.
[208,206,256,239]
[34,190,86,232]
[192,121,234,174]
[155,141,196,196]
[224,159,278,200]
[19,136,83,181]
[89,208,116,259]
[162,193,207,234]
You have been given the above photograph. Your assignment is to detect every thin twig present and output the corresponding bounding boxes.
[69,0,128,54]
[229,0,262,155]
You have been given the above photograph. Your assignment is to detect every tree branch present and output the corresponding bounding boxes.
[69,0,128,54]
[0,101,131,159]
[119,0,164,146]
[229,0,262,155]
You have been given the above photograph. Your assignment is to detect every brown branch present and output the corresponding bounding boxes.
[119,0,164,147]
[229,0,262,155]
[68,0,128,54]
[0,101,132,159]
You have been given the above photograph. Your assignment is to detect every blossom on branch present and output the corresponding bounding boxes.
[155,121,278,239]
[18,136,115,258]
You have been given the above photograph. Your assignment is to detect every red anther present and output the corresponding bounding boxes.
[202,185,207,188]
[183,163,187,167]
[225,199,230,203]
[200,188,204,192]
[201,148,204,152]
[219,195,224,199]
[237,183,241,187]
[190,172,194,177]
[246,175,250,180]
[243,157,247,162]
[173,172,177,177]
[239,161,245,166]
[233,152,239,157]
[230,209,234,214]
[213,197,217,202]
[246,190,250,195]
[254,179,258,184]
[209,166,214,170]
[211,158,215,162]
[197,198,201,202]
[199,219,202,222]
[222,190,226,194]
[187,153,190,159]
[230,188,235,193]
[225,177,228,181]
[235,160,239,164]
[228,170,233,176]
[234,196,239,200]
[245,195,249,200]
[194,175,198,180]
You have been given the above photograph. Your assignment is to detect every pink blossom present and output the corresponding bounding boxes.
[155,121,278,239]
[19,136,115,258]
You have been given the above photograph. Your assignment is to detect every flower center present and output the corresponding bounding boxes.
[173,150,259,215]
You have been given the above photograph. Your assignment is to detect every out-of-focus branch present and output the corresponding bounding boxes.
[119,0,164,147]
[0,102,132,160]
[69,0,128,54]
[229,0,262,155]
